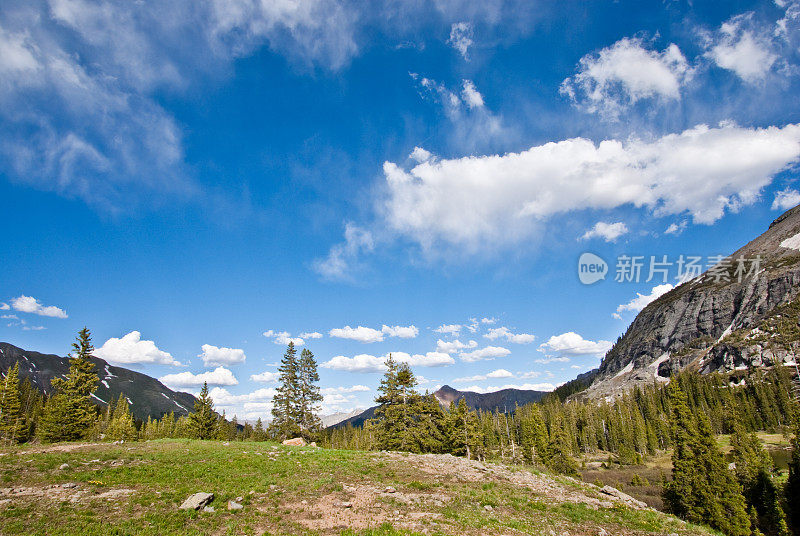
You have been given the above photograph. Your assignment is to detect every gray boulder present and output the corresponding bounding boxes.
[179,492,214,510]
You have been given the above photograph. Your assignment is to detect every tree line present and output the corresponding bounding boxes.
[322,354,800,536]
[0,331,323,444]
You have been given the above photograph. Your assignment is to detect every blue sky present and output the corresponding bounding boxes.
[2,0,800,420]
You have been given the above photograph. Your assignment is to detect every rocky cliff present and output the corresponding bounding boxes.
[583,204,800,400]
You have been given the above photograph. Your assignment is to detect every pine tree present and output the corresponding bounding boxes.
[106,393,137,441]
[188,382,218,440]
[0,362,24,444]
[446,398,483,459]
[39,328,100,442]
[253,418,267,442]
[784,422,800,535]
[297,348,323,438]
[271,342,301,440]
[663,382,750,536]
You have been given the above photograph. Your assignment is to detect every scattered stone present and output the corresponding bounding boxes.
[179,492,214,510]
[483,504,493,511]
[308,442,317,448]
[282,437,306,447]
[227,500,243,511]
[0,499,11,507]
[203,506,215,513]
[333,500,353,509]
[59,463,69,470]
[61,483,77,489]
[235,496,243,502]
[301,499,308,505]
[598,529,608,536]
[598,485,648,509]
[384,486,396,493]
[269,485,277,490]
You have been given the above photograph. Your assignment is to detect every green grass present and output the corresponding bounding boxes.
[0,439,717,535]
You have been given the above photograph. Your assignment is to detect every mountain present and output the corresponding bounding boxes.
[0,342,197,421]
[582,204,800,400]
[320,409,366,428]
[330,384,549,428]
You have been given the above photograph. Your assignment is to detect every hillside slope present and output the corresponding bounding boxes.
[0,342,196,421]
[584,204,800,400]
[0,439,714,535]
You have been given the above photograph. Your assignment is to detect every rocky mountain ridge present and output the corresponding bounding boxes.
[582,204,800,400]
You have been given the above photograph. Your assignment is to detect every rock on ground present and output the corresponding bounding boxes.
[282,438,306,447]
[179,492,214,510]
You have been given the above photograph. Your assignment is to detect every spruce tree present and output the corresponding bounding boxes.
[39,328,100,442]
[106,393,137,441]
[271,342,301,440]
[188,382,218,439]
[297,348,323,438]
[0,362,24,444]
[784,423,800,534]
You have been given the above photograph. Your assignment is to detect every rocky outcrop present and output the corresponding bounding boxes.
[583,204,800,400]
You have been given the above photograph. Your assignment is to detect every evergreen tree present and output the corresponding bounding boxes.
[446,398,483,459]
[784,423,800,535]
[39,328,100,442]
[253,418,267,442]
[188,382,218,439]
[0,362,24,444]
[297,348,323,438]
[271,342,301,440]
[106,393,137,441]
[663,382,750,536]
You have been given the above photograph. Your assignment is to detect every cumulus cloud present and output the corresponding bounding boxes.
[321,385,370,394]
[380,122,800,254]
[614,283,674,318]
[581,221,629,242]
[381,324,419,338]
[664,221,688,235]
[560,37,690,119]
[484,327,535,344]
[329,325,384,343]
[539,332,612,356]
[299,331,323,339]
[410,146,433,163]
[772,188,800,210]
[434,324,462,335]
[447,22,473,59]
[459,346,511,362]
[10,295,67,318]
[159,366,238,388]
[199,344,246,367]
[453,368,514,382]
[0,303,9,310]
[436,339,477,354]
[705,13,777,82]
[321,351,454,372]
[95,331,180,366]
[263,330,305,346]
[250,370,280,383]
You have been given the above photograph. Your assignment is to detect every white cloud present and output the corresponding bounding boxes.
[263,330,305,346]
[329,325,384,343]
[159,366,238,388]
[772,188,800,210]
[560,37,689,119]
[313,223,375,280]
[95,331,180,366]
[436,338,477,354]
[10,295,67,318]
[321,351,454,372]
[447,22,473,59]
[199,344,246,367]
[614,283,674,318]
[461,80,484,108]
[480,317,497,324]
[665,220,688,235]
[23,325,46,331]
[705,13,777,82]
[0,303,9,310]
[534,356,570,364]
[434,324,462,335]
[381,324,419,338]
[410,146,432,163]
[581,221,629,242]
[250,371,280,383]
[463,383,556,393]
[459,346,511,362]
[381,123,800,254]
[539,332,612,356]
[299,331,323,339]
[484,327,535,344]
[321,385,370,394]
[453,368,514,382]
[209,386,276,405]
